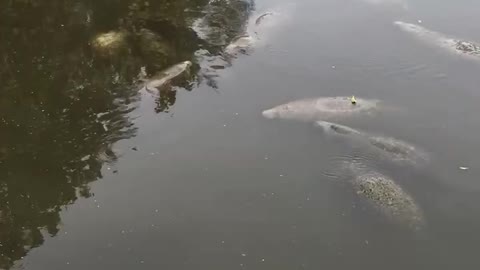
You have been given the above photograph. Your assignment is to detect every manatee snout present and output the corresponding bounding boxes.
[262,109,278,119]
[313,121,329,132]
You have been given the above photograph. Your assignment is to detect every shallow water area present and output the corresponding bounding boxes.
[1,0,480,269]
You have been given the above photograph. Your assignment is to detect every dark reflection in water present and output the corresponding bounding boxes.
[0,0,253,268]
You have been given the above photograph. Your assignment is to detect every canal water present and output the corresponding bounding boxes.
[1,0,480,269]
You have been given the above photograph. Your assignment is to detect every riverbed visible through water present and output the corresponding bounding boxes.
[1,0,480,269]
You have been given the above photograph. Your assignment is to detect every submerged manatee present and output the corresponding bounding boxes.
[139,61,192,92]
[359,0,408,9]
[262,97,380,122]
[255,12,274,25]
[315,121,428,164]
[224,34,255,55]
[91,30,129,56]
[344,163,424,230]
[394,21,480,59]
[315,120,363,136]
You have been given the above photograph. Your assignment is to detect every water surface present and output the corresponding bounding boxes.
[1,0,480,269]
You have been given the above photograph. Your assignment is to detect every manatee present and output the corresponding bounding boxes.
[224,34,255,55]
[139,61,192,92]
[315,121,428,164]
[368,135,428,164]
[255,12,274,26]
[315,120,363,136]
[359,0,408,9]
[344,162,425,230]
[262,97,381,122]
[91,30,129,56]
[394,21,480,59]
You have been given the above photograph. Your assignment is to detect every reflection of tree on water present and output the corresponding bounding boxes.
[0,0,253,268]
[125,0,255,111]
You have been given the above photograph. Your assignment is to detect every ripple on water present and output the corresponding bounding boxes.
[320,150,379,181]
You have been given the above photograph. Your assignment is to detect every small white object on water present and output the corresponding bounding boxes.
[279,174,284,177]
[261,258,265,262]
[155,209,159,212]
[418,19,422,24]
[332,65,336,69]
[459,166,469,170]
[241,253,247,257]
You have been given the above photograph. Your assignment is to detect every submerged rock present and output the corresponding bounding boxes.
[262,96,381,122]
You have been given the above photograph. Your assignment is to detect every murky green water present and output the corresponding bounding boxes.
[1,0,480,269]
